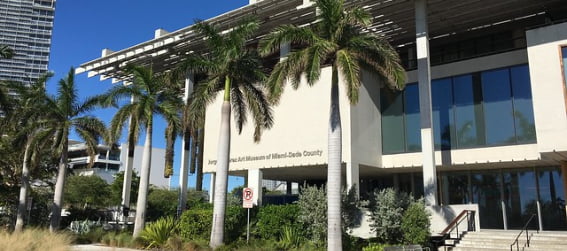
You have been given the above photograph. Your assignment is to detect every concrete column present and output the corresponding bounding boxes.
[120,94,135,224]
[415,0,438,206]
[286,181,292,195]
[346,162,360,195]
[248,169,263,206]
[209,173,216,203]
[178,73,194,214]
[561,162,567,224]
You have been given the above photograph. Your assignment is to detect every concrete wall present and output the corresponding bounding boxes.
[428,204,480,235]
[526,22,567,154]
[119,144,170,189]
[349,70,383,168]
[203,67,352,173]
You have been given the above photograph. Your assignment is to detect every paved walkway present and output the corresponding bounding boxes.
[70,244,141,251]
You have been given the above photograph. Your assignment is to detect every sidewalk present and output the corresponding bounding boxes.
[70,244,141,251]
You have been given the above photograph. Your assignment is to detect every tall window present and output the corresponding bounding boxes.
[381,64,536,154]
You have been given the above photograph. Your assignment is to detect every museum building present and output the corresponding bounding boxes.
[78,0,567,231]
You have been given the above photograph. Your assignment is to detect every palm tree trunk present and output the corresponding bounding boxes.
[121,142,135,223]
[210,76,232,248]
[196,128,205,191]
[50,137,68,232]
[133,118,153,238]
[327,66,343,251]
[15,142,32,232]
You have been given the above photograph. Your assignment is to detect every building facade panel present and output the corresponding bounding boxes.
[526,22,567,154]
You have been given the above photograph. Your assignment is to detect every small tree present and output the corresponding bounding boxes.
[401,200,430,246]
[109,171,140,206]
[64,175,110,209]
[369,188,411,244]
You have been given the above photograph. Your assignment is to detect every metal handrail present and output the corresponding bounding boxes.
[510,214,539,251]
[434,210,476,247]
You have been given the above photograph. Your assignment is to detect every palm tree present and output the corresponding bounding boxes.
[259,0,406,249]
[0,44,14,59]
[5,74,54,232]
[47,68,108,232]
[181,17,273,248]
[102,65,182,237]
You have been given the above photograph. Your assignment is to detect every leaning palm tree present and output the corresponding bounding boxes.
[5,74,54,232]
[47,68,108,232]
[181,17,273,248]
[102,65,182,238]
[259,0,406,249]
[0,44,14,59]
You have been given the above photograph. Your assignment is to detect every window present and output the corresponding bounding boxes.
[382,64,536,154]
[404,84,421,151]
[381,89,405,154]
[432,78,455,150]
[482,69,515,145]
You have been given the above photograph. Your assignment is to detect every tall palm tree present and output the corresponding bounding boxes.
[0,44,14,59]
[259,0,406,249]
[181,17,273,248]
[102,65,182,237]
[5,74,54,232]
[47,68,108,232]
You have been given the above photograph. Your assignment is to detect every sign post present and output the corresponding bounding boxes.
[242,187,254,243]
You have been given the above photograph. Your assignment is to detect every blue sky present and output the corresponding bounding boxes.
[48,0,250,191]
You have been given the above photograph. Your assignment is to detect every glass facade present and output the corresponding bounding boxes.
[0,0,56,85]
[367,167,567,230]
[381,64,536,154]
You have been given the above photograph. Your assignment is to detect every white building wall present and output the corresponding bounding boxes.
[526,22,567,154]
[119,144,170,189]
[203,67,352,174]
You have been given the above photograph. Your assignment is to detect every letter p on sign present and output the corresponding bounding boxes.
[242,187,254,208]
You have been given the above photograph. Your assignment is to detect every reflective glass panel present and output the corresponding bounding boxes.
[502,169,538,229]
[454,74,485,147]
[381,89,405,153]
[440,172,470,205]
[404,84,421,152]
[510,65,536,143]
[538,168,567,230]
[432,78,456,150]
[482,69,516,145]
[471,171,503,229]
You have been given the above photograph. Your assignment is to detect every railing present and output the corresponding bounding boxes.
[433,210,476,248]
[510,214,539,251]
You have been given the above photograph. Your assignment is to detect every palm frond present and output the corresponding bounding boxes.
[336,49,361,104]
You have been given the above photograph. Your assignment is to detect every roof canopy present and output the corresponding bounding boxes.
[77,0,567,82]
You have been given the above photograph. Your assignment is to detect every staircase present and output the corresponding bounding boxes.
[447,230,567,251]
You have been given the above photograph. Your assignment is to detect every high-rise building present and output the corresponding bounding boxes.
[0,0,55,85]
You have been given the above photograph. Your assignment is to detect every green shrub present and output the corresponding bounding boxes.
[146,188,178,222]
[296,185,327,245]
[180,205,246,243]
[369,188,411,244]
[362,243,390,251]
[180,208,213,241]
[255,204,301,240]
[401,200,430,246]
[139,216,179,249]
[278,226,305,249]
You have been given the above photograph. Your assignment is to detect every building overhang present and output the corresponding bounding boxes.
[77,0,567,83]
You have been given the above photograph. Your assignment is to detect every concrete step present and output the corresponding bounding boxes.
[447,230,567,251]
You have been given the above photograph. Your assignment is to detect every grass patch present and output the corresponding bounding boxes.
[0,229,72,251]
